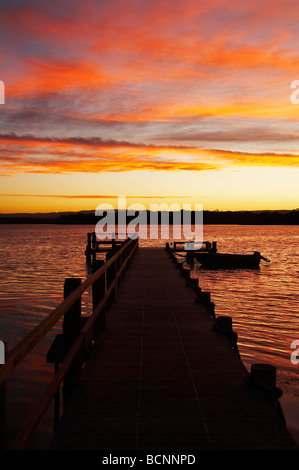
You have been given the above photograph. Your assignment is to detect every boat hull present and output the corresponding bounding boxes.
[194,252,261,269]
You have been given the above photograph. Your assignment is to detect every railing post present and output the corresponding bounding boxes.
[62,278,82,408]
[0,342,7,450]
[91,260,106,336]
[118,249,124,282]
[121,243,128,276]
[106,250,117,309]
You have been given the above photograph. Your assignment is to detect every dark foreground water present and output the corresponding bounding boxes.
[0,224,298,448]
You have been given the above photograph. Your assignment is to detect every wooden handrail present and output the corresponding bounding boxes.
[0,237,137,385]
[9,237,138,450]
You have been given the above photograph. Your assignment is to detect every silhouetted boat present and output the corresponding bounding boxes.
[193,251,270,269]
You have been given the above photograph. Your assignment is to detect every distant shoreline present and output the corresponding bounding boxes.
[0,209,299,225]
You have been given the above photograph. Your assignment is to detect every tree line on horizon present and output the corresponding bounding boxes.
[1,209,299,225]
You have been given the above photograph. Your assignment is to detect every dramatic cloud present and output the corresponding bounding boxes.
[0,0,298,210]
[0,132,298,178]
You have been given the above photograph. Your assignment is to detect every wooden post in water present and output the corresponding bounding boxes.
[0,342,7,450]
[85,232,93,263]
[214,315,232,331]
[249,363,283,418]
[213,315,239,355]
[186,250,194,266]
[87,232,92,252]
[91,260,106,335]
[62,278,82,408]
[251,363,276,387]
[92,232,96,250]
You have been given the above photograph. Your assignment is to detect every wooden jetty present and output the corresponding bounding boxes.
[85,232,127,262]
[0,235,298,450]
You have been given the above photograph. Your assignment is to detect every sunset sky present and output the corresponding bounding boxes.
[0,0,299,213]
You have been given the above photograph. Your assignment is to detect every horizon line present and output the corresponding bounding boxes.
[0,208,297,216]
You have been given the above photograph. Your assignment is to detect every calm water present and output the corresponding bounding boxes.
[0,224,299,447]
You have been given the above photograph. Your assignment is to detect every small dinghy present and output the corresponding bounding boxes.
[193,251,270,269]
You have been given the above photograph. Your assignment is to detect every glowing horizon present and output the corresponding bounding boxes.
[0,0,298,214]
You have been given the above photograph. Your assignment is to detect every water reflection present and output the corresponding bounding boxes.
[1,224,299,446]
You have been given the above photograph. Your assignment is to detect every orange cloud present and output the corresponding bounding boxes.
[2,0,297,105]
[6,59,111,99]
[1,0,299,190]
[0,133,217,175]
[0,133,298,178]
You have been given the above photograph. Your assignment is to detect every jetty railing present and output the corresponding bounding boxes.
[0,236,138,450]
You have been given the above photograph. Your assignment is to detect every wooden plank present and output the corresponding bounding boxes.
[49,247,297,450]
